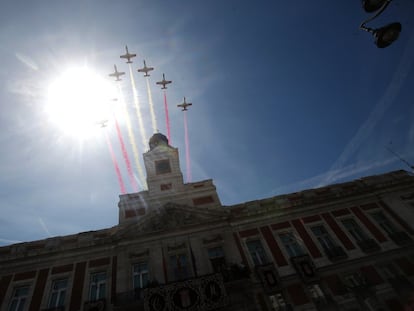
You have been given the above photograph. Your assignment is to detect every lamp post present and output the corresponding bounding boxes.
[360,0,402,48]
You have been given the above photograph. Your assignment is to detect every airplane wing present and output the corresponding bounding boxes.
[156,81,164,85]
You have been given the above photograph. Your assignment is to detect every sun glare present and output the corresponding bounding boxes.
[46,67,116,138]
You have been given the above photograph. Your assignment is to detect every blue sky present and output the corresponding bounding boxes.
[0,1,413,246]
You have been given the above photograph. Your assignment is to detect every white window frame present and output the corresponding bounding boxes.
[88,271,107,301]
[340,218,369,243]
[132,262,149,289]
[310,224,338,252]
[245,239,269,266]
[48,278,68,308]
[369,210,398,235]
[8,285,30,311]
[277,231,305,257]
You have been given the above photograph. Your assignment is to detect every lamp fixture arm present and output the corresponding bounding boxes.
[360,0,392,31]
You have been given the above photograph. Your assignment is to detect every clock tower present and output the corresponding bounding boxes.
[117,133,222,224]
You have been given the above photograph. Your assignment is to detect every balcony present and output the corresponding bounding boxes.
[84,299,106,311]
[41,307,65,311]
[357,239,381,253]
[290,254,319,283]
[114,288,145,309]
[388,231,413,246]
[324,246,347,261]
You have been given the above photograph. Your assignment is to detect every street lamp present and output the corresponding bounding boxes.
[360,0,401,48]
[361,0,388,12]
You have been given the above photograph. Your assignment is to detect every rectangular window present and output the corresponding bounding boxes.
[89,272,106,301]
[371,211,397,234]
[133,262,149,289]
[246,240,268,266]
[48,279,68,308]
[278,232,305,257]
[8,286,29,311]
[341,218,369,242]
[311,225,337,251]
[208,246,226,273]
[169,254,189,281]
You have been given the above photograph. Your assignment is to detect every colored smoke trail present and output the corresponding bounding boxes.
[114,117,139,192]
[183,111,192,182]
[163,91,171,144]
[128,65,147,149]
[145,78,158,133]
[105,130,126,194]
[117,85,146,188]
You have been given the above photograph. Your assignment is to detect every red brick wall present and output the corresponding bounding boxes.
[271,221,291,230]
[351,206,387,242]
[291,219,322,258]
[260,226,288,266]
[239,228,259,238]
[69,262,86,311]
[13,271,36,281]
[29,268,49,311]
[322,213,356,250]
[89,257,110,268]
[52,264,74,274]
[232,233,248,267]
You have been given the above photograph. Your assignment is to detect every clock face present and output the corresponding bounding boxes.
[155,159,171,175]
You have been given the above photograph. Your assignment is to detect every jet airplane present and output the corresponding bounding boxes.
[120,45,136,63]
[137,60,154,77]
[177,97,192,111]
[97,120,108,128]
[108,65,125,81]
[156,73,172,89]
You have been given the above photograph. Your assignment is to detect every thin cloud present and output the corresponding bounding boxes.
[322,30,414,185]
[38,217,52,237]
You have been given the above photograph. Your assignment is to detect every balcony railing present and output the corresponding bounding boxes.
[84,299,106,311]
[114,288,144,307]
[41,307,65,311]
[290,254,319,283]
[324,246,347,261]
[388,231,413,246]
[357,239,381,253]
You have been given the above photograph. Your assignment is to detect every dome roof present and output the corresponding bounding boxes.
[149,133,169,150]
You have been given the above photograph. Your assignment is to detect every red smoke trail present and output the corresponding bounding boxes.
[105,131,126,194]
[163,91,171,144]
[114,118,139,192]
[184,111,192,182]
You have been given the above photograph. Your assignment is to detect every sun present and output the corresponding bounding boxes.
[46,66,116,138]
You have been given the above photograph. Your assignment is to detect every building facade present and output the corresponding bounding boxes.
[1,133,414,311]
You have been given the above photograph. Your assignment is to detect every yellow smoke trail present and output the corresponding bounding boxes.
[145,78,158,133]
[117,85,146,188]
[128,65,147,149]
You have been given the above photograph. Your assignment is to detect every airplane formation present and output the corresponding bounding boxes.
[177,97,192,111]
[156,73,172,89]
[120,45,136,64]
[108,65,125,81]
[104,45,192,131]
[137,60,154,77]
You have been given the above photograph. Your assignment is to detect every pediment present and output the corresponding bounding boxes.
[118,202,229,237]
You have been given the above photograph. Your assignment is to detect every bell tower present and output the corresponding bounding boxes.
[143,133,185,195]
[118,133,222,225]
